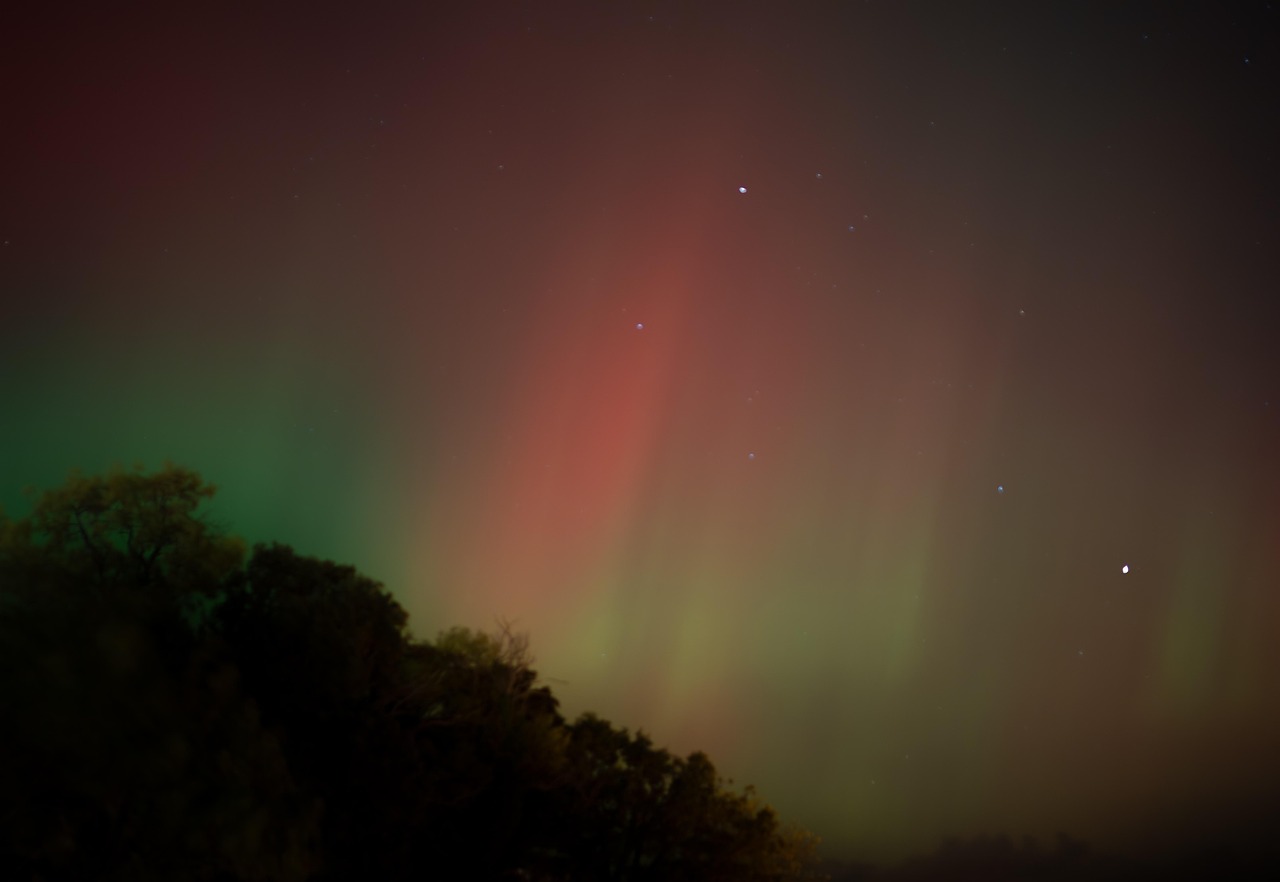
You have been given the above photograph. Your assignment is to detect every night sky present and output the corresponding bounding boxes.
[3,1,1279,866]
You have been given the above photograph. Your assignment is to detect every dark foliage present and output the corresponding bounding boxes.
[0,465,821,881]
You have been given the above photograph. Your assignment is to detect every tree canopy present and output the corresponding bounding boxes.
[0,464,822,881]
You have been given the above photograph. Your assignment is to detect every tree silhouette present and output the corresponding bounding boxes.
[6,463,244,598]
[552,713,820,881]
[0,468,318,881]
[1,464,824,881]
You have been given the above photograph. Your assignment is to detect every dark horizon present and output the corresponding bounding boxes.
[3,1,1278,867]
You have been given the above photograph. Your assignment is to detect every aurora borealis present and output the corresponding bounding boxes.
[2,0,1278,866]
